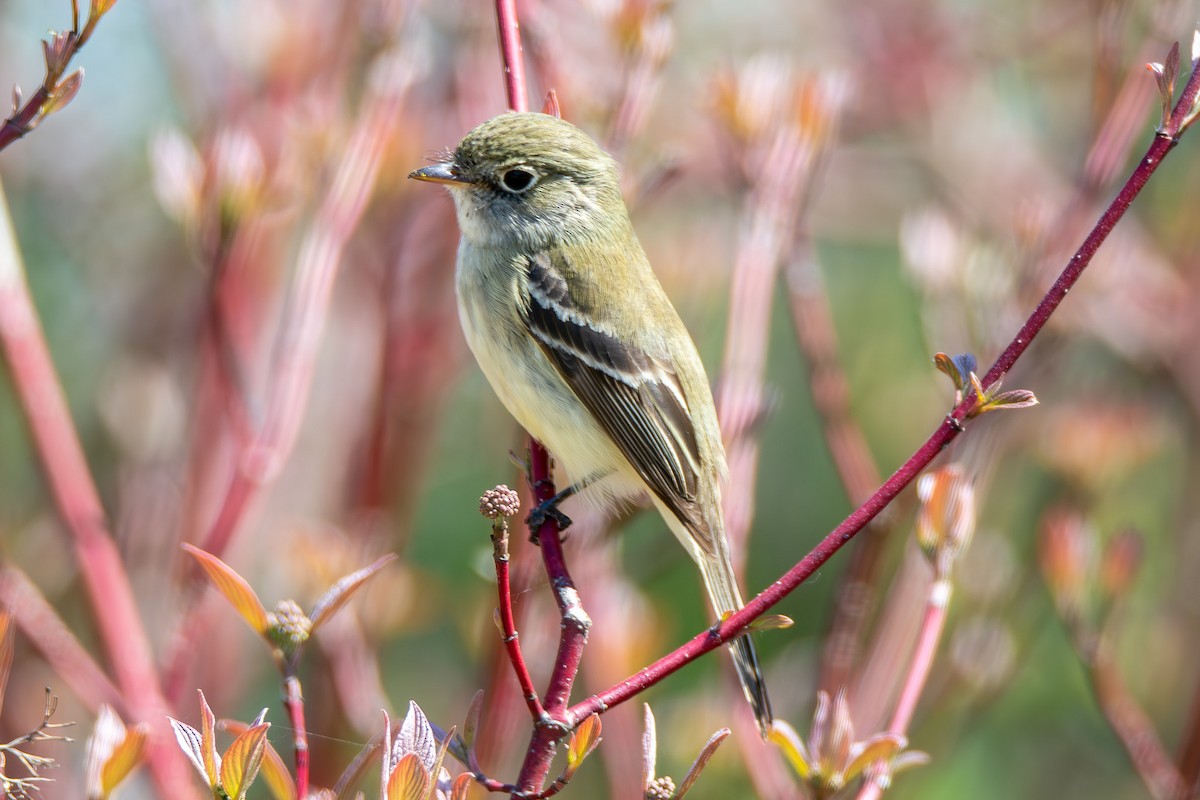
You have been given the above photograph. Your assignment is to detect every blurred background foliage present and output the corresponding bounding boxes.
[1,0,1200,797]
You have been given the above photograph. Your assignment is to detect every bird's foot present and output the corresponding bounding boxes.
[525,498,572,544]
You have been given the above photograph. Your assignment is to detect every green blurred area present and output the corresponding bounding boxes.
[2,0,1200,798]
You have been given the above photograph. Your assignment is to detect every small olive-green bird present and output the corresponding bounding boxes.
[410,112,772,736]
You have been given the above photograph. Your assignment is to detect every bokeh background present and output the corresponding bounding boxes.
[2,0,1200,797]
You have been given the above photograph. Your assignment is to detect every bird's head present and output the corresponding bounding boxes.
[409,112,627,250]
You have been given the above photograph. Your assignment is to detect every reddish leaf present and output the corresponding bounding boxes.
[676,728,730,798]
[183,544,270,634]
[42,69,84,117]
[462,691,483,750]
[199,691,220,785]
[309,554,397,631]
[332,733,383,800]
[450,773,474,800]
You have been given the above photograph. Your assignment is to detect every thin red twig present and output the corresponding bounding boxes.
[283,674,310,799]
[512,441,590,797]
[493,522,547,721]
[489,4,594,796]
[566,64,1200,722]
[0,3,108,152]
[495,0,528,114]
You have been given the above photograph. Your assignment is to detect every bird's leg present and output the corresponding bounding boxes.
[526,483,578,542]
[525,471,608,543]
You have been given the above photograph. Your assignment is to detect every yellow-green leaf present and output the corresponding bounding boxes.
[0,610,13,718]
[386,752,429,800]
[183,544,270,634]
[746,614,794,632]
[100,723,148,797]
[768,720,813,780]
[842,733,906,785]
[222,720,297,800]
[91,0,119,17]
[563,714,601,780]
[220,722,270,800]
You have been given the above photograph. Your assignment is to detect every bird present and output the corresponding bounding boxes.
[409,111,772,736]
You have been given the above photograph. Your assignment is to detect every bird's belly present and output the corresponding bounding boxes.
[456,278,643,508]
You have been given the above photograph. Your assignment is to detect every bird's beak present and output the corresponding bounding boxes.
[408,162,474,187]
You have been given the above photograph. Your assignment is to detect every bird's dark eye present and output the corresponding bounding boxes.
[500,167,537,193]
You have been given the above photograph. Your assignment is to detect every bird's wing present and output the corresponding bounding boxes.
[522,248,714,552]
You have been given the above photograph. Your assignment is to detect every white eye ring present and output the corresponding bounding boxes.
[499,166,539,193]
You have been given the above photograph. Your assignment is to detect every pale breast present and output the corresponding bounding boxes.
[455,242,644,509]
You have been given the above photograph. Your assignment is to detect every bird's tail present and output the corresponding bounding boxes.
[698,548,773,738]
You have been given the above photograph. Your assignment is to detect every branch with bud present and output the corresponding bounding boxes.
[0,0,118,152]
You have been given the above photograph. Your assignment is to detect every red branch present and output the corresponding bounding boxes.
[493,522,547,721]
[855,578,950,800]
[283,674,310,798]
[566,66,1200,721]
[489,3,595,796]
[495,0,529,114]
[0,2,108,153]
[512,440,591,796]
[0,187,195,796]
